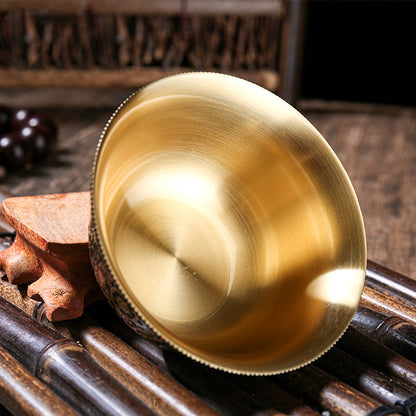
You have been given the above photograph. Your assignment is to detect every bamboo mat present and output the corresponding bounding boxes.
[0,90,415,278]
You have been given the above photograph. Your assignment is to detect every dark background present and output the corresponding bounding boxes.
[301,0,416,106]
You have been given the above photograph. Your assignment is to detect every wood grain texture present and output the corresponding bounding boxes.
[0,88,135,109]
[361,286,416,325]
[302,102,416,278]
[0,192,101,320]
[2,192,90,249]
[0,277,41,316]
[0,93,415,280]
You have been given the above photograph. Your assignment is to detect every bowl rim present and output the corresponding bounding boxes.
[89,71,367,375]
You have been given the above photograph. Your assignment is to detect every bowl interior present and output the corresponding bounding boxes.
[92,73,366,375]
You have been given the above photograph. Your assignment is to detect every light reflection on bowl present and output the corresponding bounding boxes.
[90,72,366,375]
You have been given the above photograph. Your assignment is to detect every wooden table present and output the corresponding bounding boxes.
[0,89,415,278]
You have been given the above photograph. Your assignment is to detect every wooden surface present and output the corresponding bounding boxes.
[0,0,284,16]
[301,101,416,279]
[0,90,415,278]
[2,192,90,249]
[0,69,279,91]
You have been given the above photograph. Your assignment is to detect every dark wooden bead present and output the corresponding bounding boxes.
[18,126,55,162]
[0,107,58,170]
[0,133,32,170]
[23,113,58,139]
[10,108,32,131]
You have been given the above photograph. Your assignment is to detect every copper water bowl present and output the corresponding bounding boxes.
[90,73,366,375]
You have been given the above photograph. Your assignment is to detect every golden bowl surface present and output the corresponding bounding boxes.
[91,72,366,375]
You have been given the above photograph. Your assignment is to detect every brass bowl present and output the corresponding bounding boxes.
[90,72,366,375]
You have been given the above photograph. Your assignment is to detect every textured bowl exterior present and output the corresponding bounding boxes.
[89,219,162,342]
[89,89,162,343]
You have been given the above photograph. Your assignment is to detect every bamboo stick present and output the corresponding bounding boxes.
[340,326,416,389]
[0,296,155,416]
[361,285,416,325]
[366,260,416,304]
[88,301,377,416]
[315,346,412,405]
[0,277,299,416]
[64,315,222,416]
[352,307,416,364]
[0,260,415,410]
[0,278,410,416]
[273,366,382,416]
[88,303,317,416]
[0,345,80,416]
[357,261,416,325]
[89,307,287,416]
